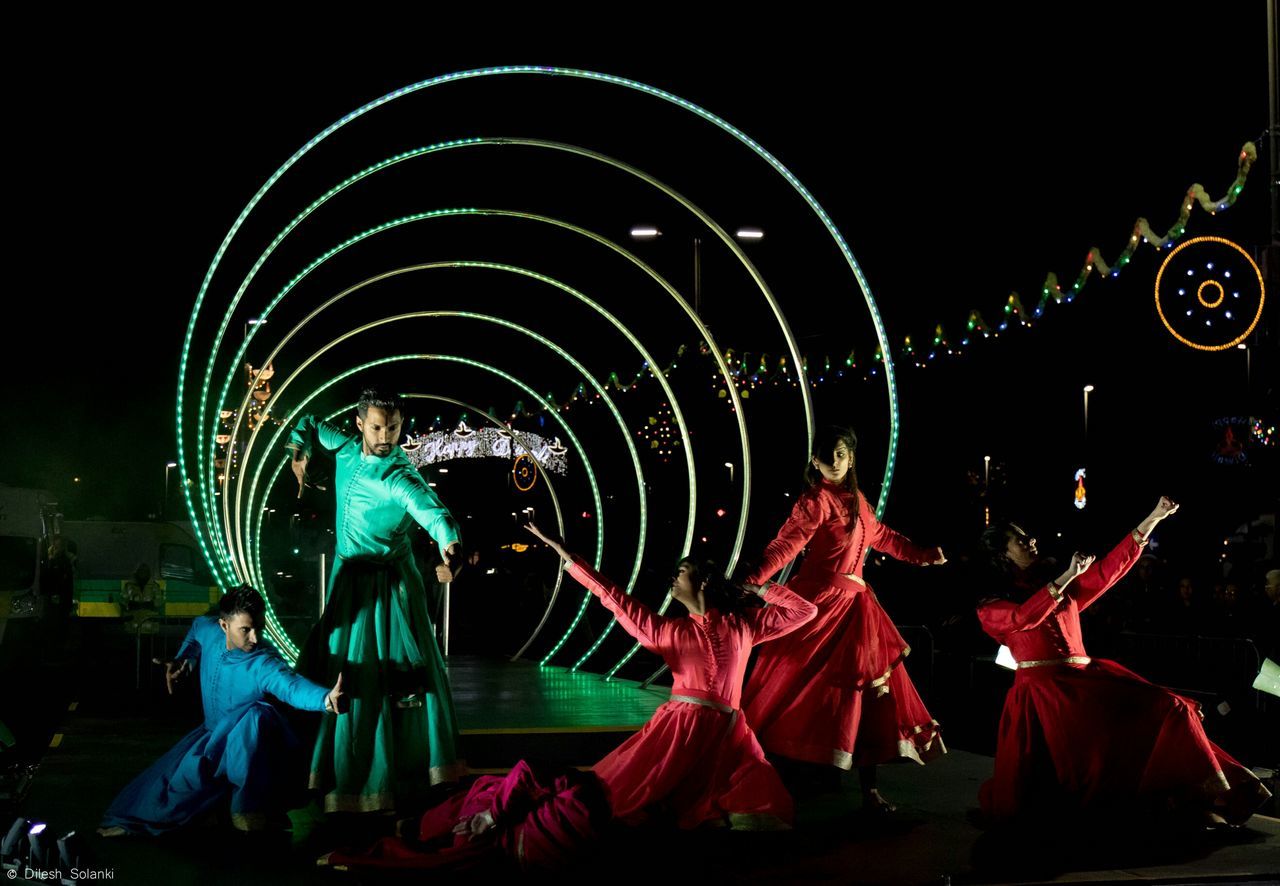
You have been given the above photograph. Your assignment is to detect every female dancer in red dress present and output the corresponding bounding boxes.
[533,522,819,829]
[320,525,817,872]
[977,496,1270,825]
[740,426,947,811]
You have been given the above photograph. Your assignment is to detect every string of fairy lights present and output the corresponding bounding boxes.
[390,140,1258,429]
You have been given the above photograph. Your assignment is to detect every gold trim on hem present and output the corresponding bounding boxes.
[322,791,396,813]
[1204,768,1232,794]
[865,645,913,696]
[430,760,469,785]
[1016,655,1091,669]
[897,729,947,765]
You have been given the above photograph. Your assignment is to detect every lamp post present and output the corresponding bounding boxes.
[983,455,991,527]
[164,462,177,517]
[629,225,764,318]
[1083,385,1094,442]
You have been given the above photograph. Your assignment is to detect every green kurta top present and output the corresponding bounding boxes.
[287,415,460,560]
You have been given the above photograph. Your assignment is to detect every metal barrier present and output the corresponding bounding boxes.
[1107,631,1264,712]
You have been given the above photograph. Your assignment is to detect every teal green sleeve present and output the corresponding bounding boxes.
[390,469,461,550]
[286,415,350,456]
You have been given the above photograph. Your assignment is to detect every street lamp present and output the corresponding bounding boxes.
[1083,385,1094,441]
[630,225,764,318]
[164,462,178,516]
[724,461,735,484]
[983,455,991,527]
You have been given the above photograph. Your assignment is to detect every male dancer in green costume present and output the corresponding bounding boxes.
[289,389,464,813]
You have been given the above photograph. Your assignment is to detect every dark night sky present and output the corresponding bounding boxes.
[6,10,1276,576]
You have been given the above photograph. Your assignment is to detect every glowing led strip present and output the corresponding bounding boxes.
[182,68,896,591]
[199,132,782,587]
[213,269,675,667]
[206,246,710,667]
[231,307,652,668]
[212,256,693,586]
[202,216,714,600]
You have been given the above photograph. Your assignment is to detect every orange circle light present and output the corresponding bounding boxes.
[1154,236,1265,351]
[1195,279,1225,309]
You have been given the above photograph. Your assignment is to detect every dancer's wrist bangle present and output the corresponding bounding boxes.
[1046,580,1063,604]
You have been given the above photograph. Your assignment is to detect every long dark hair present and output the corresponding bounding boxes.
[803,425,859,499]
[981,523,1019,576]
[677,557,761,616]
[980,521,1055,600]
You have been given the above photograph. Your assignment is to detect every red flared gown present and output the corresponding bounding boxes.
[566,556,818,828]
[741,481,945,769]
[977,533,1271,823]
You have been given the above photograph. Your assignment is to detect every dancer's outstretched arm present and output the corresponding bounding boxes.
[1074,496,1179,611]
[977,552,1095,640]
[526,522,670,652]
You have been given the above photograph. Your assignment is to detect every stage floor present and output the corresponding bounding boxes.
[9,654,1280,884]
[449,655,669,732]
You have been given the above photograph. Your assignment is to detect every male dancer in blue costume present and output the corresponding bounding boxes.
[99,585,345,834]
[289,389,464,814]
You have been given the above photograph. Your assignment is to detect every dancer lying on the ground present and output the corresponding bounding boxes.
[99,585,346,835]
[319,524,818,873]
[977,496,1271,826]
[740,425,947,812]
[320,759,608,873]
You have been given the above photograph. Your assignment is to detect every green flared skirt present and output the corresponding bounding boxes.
[299,554,465,813]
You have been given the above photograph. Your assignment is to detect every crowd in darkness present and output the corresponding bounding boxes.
[1080,538,1280,663]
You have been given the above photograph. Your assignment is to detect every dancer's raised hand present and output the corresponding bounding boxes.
[291,451,309,498]
[1067,551,1096,578]
[525,522,569,561]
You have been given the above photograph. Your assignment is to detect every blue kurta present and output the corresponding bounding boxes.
[289,415,464,813]
[101,616,329,834]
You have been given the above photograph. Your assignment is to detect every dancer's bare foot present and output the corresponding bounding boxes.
[1201,809,1232,830]
[96,826,126,838]
[862,788,897,814]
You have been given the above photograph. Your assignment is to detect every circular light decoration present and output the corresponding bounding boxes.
[513,453,538,492]
[1154,236,1264,351]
